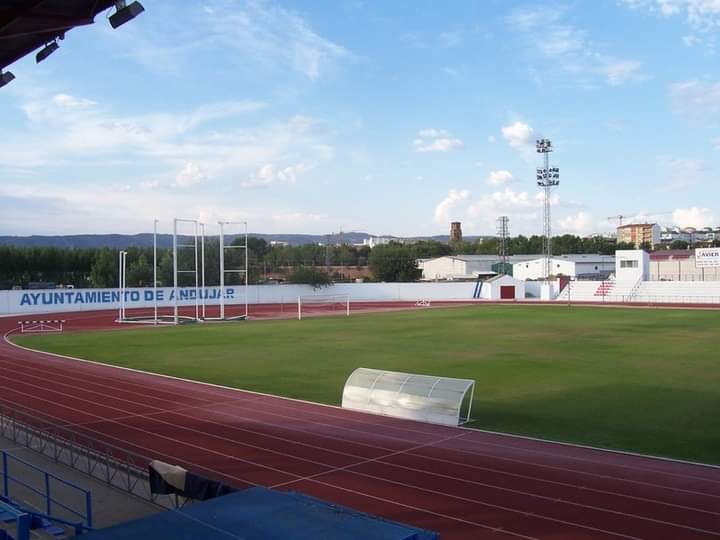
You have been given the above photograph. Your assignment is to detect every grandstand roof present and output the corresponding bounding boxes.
[0,0,116,71]
[650,249,694,261]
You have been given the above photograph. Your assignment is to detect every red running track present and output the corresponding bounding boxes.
[1,309,720,539]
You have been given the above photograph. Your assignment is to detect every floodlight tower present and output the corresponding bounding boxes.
[496,216,509,273]
[536,138,560,279]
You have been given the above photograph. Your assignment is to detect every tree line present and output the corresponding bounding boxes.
[0,233,668,289]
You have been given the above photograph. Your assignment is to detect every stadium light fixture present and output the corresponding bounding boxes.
[0,71,15,88]
[536,138,553,153]
[109,1,145,29]
[36,41,59,63]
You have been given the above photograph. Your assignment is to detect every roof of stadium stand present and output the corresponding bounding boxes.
[0,0,116,71]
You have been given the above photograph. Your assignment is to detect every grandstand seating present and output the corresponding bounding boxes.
[556,279,720,303]
[557,280,637,302]
[633,281,720,303]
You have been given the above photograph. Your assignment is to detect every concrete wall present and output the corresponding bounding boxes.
[0,282,479,316]
[524,279,561,300]
[649,257,720,281]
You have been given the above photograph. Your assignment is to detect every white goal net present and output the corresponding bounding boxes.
[297,294,350,320]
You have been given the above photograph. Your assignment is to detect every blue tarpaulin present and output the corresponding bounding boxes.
[81,487,439,540]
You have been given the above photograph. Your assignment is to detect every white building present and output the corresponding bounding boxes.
[362,236,394,248]
[477,275,526,300]
[615,249,649,281]
[419,255,537,281]
[512,254,616,280]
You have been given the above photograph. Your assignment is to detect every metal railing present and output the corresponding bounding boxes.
[1,449,92,528]
[0,402,187,511]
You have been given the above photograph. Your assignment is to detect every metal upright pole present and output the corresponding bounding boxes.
[194,221,199,321]
[118,251,123,321]
[153,219,158,324]
[219,221,225,320]
[173,219,178,325]
[123,251,127,319]
[200,222,206,320]
[245,222,249,319]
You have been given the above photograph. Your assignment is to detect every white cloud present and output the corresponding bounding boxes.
[434,189,469,224]
[52,94,97,108]
[598,59,643,86]
[557,211,593,235]
[108,1,350,80]
[509,6,644,86]
[501,121,534,150]
[621,0,720,49]
[413,129,463,153]
[487,170,514,185]
[669,79,720,123]
[242,162,307,188]
[0,181,334,235]
[175,162,207,187]
[139,179,161,190]
[672,207,715,228]
[0,91,335,196]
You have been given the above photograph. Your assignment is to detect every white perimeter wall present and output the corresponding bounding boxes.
[0,282,479,316]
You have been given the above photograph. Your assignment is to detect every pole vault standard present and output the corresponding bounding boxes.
[217,221,248,321]
[153,219,158,324]
[173,218,201,325]
[117,250,127,321]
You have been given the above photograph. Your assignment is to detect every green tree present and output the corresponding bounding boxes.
[669,240,689,250]
[368,244,422,282]
[287,266,332,289]
[89,248,118,288]
[126,254,153,286]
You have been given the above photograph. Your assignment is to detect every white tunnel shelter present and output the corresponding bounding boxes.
[341,368,475,426]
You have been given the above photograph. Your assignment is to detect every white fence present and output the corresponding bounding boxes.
[0,282,477,316]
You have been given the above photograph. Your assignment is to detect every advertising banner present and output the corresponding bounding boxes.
[695,248,720,268]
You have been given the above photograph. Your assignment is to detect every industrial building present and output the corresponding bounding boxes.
[513,254,616,280]
[418,255,537,281]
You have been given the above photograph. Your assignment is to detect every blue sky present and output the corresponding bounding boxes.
[1,0,719,237]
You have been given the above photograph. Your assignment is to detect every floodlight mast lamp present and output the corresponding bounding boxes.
[536,138,560,280]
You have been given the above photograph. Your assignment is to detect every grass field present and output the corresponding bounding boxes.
[12,305,720,464]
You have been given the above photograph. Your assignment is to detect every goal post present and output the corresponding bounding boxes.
[297,294,350,320]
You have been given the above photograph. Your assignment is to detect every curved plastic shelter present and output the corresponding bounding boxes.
[341,368,475,427]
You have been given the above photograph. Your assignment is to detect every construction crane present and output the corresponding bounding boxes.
[607,212,671,227]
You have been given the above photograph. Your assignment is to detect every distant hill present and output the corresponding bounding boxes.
[0,232,490,249]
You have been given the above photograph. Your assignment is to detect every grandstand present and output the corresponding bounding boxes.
[557,249,720,304]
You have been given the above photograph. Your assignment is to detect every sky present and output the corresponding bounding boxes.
[1,0,719,238]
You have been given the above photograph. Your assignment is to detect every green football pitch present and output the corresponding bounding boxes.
[13,305,720,464]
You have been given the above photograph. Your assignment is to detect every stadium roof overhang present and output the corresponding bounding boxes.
[0,1,143,80]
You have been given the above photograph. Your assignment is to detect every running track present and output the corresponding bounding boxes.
[1,308,719,539]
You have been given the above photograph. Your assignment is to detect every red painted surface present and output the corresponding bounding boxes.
[500,286,515,300]
[1,307,719,539]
